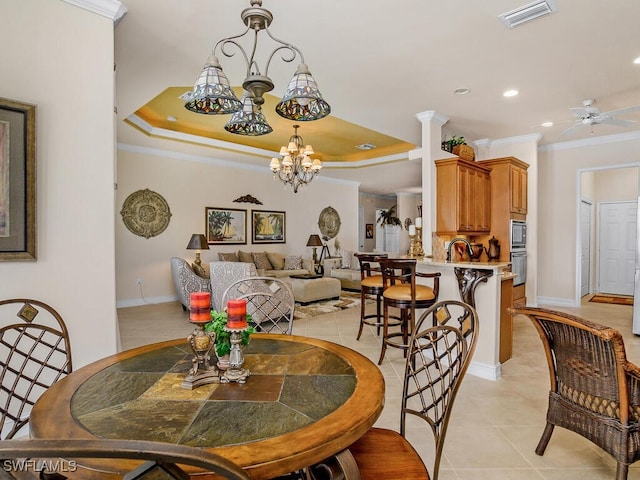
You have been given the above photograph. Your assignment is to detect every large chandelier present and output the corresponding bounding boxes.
[270,125,321,193]
[182,0,331,136]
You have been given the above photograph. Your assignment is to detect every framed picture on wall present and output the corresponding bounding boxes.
[0,97,36,261]
[205,207,247,244]
[252,210,285,244]
[365,223,374,239]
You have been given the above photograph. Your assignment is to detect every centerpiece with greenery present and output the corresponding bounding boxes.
[204,310,255,358]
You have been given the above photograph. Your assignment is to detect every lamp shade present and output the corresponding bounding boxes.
[183,56,242,115]
[306,234,323,247]
[275,64,331,121]
[187,234,209,250]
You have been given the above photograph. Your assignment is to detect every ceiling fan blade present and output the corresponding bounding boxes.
[559,122,584,137]
[569,107,590,117]
[600,105,640,117]
[599,117,636,127]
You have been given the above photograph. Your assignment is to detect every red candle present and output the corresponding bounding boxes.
[189,292,211,323]
[227,299,247,328]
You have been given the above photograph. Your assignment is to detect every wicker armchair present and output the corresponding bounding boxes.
[514,306,640,480]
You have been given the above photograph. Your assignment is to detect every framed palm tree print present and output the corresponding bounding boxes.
[205,207,247,244]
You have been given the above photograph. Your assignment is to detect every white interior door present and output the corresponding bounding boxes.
[598,201,637,295]
[580,200,592,297]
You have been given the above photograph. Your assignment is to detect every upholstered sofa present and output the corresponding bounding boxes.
[216,250,312,278]
[323,252,385,291]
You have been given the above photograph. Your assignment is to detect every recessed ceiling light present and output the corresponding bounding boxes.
[355,143,376,151]
[634,56,640,65]
[454,88,471,95]
[541,121,554,127]
[167,115,177,122]
[503,89,519,97]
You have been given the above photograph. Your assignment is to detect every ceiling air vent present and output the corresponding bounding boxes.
[355,143,376,151]
[498,0,556,28]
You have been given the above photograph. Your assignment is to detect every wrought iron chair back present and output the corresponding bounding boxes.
[400,300,479,479]
[0,438,251,479]
[314,300,478,480]
[0,299,72,440]
[222,277,295,335]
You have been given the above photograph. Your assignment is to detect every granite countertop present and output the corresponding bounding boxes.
[418,258,511,271]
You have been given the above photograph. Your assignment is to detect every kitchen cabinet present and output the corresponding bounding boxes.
[436,158,491,235]
[478,156,529,216]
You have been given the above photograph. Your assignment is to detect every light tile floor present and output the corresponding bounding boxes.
[117,296,640,479]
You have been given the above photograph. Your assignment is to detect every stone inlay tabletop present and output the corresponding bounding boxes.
[30,334,384,480]
[71,338,356,447]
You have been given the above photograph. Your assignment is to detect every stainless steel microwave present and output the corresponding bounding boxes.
[510,220,526,250]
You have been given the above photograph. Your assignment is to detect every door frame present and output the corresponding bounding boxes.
[576,164,640,305]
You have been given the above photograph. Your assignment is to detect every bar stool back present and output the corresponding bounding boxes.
[378,258,440,364]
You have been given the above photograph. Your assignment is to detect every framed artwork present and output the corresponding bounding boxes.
[365,223,374,239]
[252,210,285,244]
[205,207,247,245]
[0,98,36,261]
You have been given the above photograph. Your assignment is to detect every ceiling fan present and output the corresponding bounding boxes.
[561,99,640,136]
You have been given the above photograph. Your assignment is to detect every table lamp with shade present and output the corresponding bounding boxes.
[187,233,209,267]
[306,234,323,266]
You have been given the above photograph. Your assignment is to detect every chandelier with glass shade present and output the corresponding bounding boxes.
[181,0,331,136]
[270,125,321,193]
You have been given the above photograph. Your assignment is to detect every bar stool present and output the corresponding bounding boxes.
[378,258,440,364]
[354,253,400,340]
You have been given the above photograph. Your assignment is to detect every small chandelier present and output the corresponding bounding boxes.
[182,0,331,136]
[270,125,322,193]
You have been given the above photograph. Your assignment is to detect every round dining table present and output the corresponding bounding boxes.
[30,334,385,479]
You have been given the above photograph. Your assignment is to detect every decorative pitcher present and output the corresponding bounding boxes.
[484,236,501,261]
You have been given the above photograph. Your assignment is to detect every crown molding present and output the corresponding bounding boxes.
[62,0,127,24]
[539,130,640,152]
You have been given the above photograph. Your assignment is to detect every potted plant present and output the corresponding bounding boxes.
[441,135,466,153]
[376,204,401,227]
[204,310,255,359]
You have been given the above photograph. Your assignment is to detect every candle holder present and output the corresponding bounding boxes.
[408,233,417,257]
[220,325,251,384]
[409,226,425,258]
[182,321,219,389]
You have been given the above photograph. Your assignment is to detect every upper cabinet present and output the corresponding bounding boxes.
[477,157,529,217]
[436,158,491,235]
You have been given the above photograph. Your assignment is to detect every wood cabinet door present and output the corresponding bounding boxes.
[510,166,528,214]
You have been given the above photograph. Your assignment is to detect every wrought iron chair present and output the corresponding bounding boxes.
[0,299,72,440]
[312,300,479,480]
[514,306,640,480]
[222,277,295,335]
[377,258,440,364]
[354,253,400,340]
[0,438,251,479]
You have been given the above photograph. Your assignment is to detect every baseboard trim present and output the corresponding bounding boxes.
[467,360,501,381]
[116,294,178,308]
[536,296,578,308]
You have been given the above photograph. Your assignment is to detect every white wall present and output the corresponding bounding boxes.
[0,0,118,367]
[116,146,360,306]
[538,134,640,304]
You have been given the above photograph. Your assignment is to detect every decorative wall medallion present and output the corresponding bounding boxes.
[318,206,341,241]
[120,189,172,239]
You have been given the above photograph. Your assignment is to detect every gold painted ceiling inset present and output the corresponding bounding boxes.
[126,87,415,162]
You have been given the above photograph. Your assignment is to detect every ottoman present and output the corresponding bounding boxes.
[287,276,341,305]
